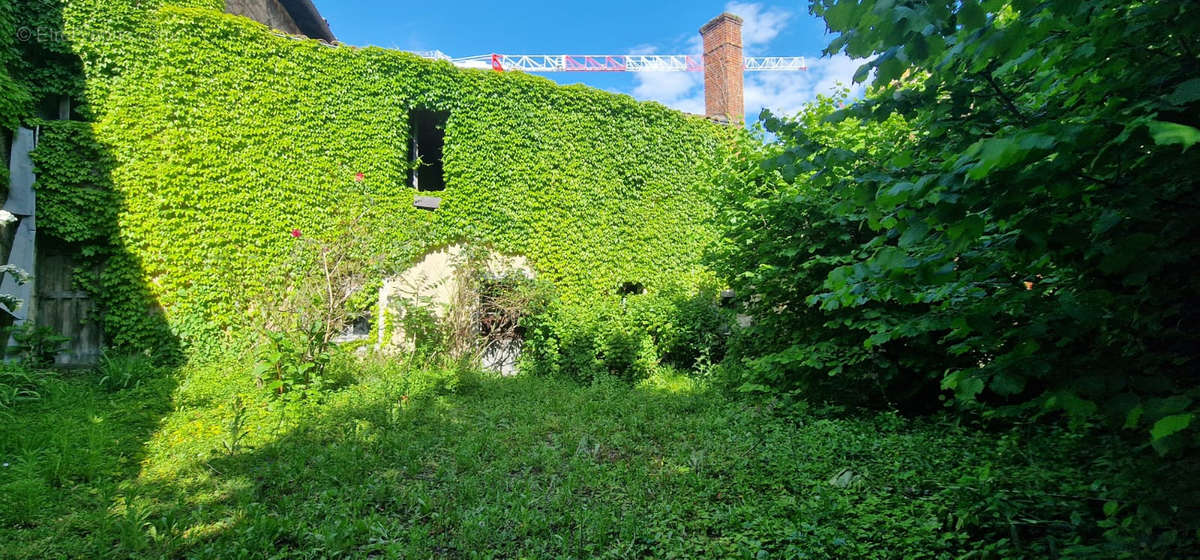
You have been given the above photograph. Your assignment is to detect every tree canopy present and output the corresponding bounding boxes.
[718,0,1200,454]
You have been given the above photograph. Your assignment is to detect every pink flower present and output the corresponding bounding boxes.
[354,172,365,182]
[290,229,302,238]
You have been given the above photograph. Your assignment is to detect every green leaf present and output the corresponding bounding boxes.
[1092,210,1122,236]
[898,221,929,248]
[824,1,858,30]
[958,377,985,401]
[1148,121,1200,151]
[1103,501,1119,517]
[875,53,906,85]
[1124,405,1144,429]
[968,133,1055,179]
[876,181,915,209]
[852,62,872,84]
[948,215,985,244]
[1150,413,1193,441]
[1164,78,1200,106]
[990,373,1026,396]
[958,0,986,30]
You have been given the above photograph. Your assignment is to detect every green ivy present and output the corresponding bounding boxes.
[27,1,727,356]
[0,3,31,133]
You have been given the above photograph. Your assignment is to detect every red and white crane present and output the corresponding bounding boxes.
[409,51,808,73]
[406,14,803,119]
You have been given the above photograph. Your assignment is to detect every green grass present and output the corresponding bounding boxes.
[0,358,1179,558]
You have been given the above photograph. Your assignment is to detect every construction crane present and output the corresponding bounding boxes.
[407,51,808,73]
[406,14,806,120]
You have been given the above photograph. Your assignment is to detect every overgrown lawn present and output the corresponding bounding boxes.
[0,361,1165,558]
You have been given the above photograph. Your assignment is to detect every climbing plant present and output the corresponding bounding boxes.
[0,2,31,133]
[24,1,727,358]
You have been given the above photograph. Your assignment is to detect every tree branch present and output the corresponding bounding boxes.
[984,71,1029,126]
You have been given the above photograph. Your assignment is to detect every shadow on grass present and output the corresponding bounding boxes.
[1,3,185,557]
[112,370,750,559]
[87,363,1200,560]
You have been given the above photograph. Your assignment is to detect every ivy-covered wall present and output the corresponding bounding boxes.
[27,0,727,354]
[0,3,28,134]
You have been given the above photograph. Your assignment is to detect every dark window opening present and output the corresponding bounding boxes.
[333,311,372,343]
[617,282,646,296]
[38,96,80,121]
[349,313,371,336]
[408,109,449,192]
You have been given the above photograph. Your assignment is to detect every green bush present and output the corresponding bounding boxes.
[522,281,733,382]
[712,92,931,408]
[3,324,70,369]
[94,350,158,391]
[717,1,1200,451]
[623,284,732,371]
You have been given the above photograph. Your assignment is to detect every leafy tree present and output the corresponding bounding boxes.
[719,0,1200,451]
[714,92,933,409]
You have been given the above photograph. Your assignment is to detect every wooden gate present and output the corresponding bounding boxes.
[35,254,103,366]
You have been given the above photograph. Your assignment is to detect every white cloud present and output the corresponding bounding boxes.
[626,33,704,114]
[724,2,791,53]
[631,71,706,114]
[745,54,867,117]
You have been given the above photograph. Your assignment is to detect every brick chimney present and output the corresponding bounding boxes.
[700,13,744,122]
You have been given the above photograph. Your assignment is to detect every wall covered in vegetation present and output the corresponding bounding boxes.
[0,3,28,134]
[25,0,726,355]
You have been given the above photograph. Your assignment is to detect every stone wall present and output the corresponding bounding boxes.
[224,0,304,36]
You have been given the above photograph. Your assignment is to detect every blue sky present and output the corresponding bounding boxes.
[308,1,863,118]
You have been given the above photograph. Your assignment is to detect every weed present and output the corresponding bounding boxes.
[96,350,158,391]
[2,324,69,368]
[219,395,249,455]
[0,362,47,409]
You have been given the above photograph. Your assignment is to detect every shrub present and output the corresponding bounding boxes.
[717,0,1200,448]
[386,246,555,374]
[0,361,50,409]
[3,324,70,369]
[624,284,733,371]
[94,350,158,391]
[522,281,733,382]
[251,207,376,397]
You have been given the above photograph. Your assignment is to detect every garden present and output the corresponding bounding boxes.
[2,0,1199,558]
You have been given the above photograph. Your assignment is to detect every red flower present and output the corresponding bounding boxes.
[290,228,302,238]
[354,172,365,182]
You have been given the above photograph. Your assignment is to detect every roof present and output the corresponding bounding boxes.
[278,0,336,42]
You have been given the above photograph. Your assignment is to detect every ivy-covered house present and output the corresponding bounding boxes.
[0,0,729,365]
